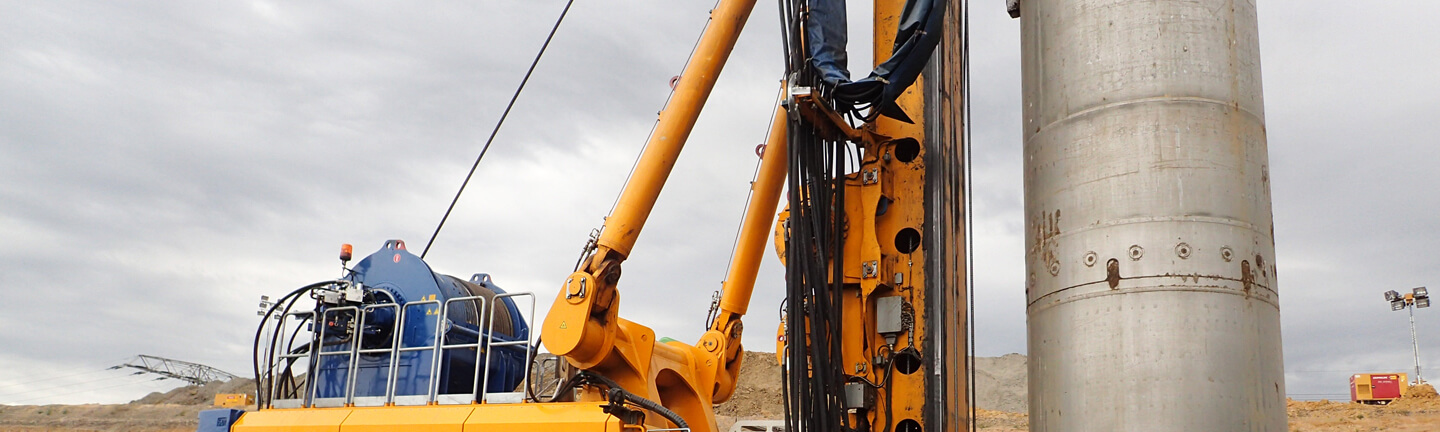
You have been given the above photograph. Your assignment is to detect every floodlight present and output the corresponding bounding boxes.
[1393,300,1407,311]
[1419,297,1431,309]
[1415,287,1429,299]
[1387,290,1402,302]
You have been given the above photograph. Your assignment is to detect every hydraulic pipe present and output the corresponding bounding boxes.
[715,102,788,326]
[597,0,760,260]
[543,0,761,378]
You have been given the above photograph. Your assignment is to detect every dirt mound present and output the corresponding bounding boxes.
[1406,383,1438,399]
[132,378,255,406]
[712,351,1030,430]
[974,408,1027,431]
[0,403,202,432]
[714,351,785,431]
[1287,397,1440,431]
[973,353,1027,413]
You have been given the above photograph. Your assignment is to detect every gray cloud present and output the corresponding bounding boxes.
[1,0,1435,406]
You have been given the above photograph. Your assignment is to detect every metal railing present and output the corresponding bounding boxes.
[481,292,535,403]
[310,306,361,408]
[263,292,535,409]
[269,310,314,409]
[389,298,443,406]
[432,295,489,405]
[349,302,399,407]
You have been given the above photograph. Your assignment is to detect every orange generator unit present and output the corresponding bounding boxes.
[1351,373,1409,404]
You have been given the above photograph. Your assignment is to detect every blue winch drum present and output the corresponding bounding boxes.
[311,240,530,399]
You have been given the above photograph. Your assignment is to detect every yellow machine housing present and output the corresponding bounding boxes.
[215,393,255,409]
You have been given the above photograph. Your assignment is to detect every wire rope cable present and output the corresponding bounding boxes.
[0,370,148,399]
[717,84,786,307]
[0,365,126,390]
[0,373,170,405]
[604,0,725,219]
[421,0,577,259]
[960,0,976,429]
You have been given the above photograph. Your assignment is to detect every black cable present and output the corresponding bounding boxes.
[781,10,855,426]
[539,372,687,429]
[0,370,146,399]
[274,288,320,401]
[421,0,576,259]
[0,367,118,390]
[0,374,169,405]
[583,372,688,430]
[523,336,547,403]
[253,281,334,406]
[275,340,311,400]
[960,1,976,430]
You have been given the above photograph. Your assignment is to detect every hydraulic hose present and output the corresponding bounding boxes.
[251,280,341,406]
[583,373,689,430]
[542,371,688,430]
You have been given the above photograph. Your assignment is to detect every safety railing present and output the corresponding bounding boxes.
[432,295,489,405]
[310,306,361,408]
[481,291,535,403]
[388,298,443,406]
[262,292,535,409]
[268,310,314,409]
[534,355,565,400]
[348,302,400,407]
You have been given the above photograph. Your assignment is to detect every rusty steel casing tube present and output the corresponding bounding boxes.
[1018,0,1285,430]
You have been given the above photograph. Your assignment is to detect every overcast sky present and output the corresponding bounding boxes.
[1,0,1437,406]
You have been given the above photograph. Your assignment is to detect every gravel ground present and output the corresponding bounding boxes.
[5,359,1436,432]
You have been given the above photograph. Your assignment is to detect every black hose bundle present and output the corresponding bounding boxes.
[544,371,688,430]
[778,2,857,430]
[251,280,339,407]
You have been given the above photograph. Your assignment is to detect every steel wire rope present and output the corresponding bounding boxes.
[960,0,977,429]
[0,370,148,398]
[420,0,577,259]
[710,84,787,330]
[0,374,173,406]
[0,363,129,390]
[603,0,725,222]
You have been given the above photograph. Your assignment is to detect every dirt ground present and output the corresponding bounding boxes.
[4,356,1439,432]
[963,398,1440,432]
[0,403,201,432]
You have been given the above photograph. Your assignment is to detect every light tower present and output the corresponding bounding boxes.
[1386,287,1430,384]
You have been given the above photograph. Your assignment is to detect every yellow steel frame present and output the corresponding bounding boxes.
[537,0,777,431]
[781,1,938,429]
[859,1,930,429]
[233,402,627,432]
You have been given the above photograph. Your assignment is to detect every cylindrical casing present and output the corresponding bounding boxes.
[1020,0,1285,430]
